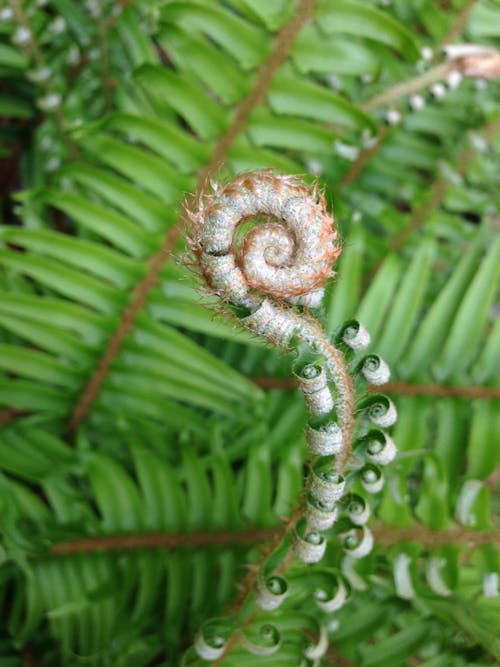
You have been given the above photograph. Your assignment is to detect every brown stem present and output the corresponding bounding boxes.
[371,381,500,400]
[0,408,28,426]
[251,376,500,400]
[339,1,478,192]
[359,116,500,289]
[440,0,479,46]
[8,0,80,160]
[212,508,303,667]
[316,332,355,473]
[373,524,500,548]
[389,117,500,254]
[68,0,318,434]
[50,527,279,556]
[48,522,500,557]
[361,63,453,112]
[22,646,41,667]
[97,10,113,111]
[340,125,392,187]
[325,646,357,667]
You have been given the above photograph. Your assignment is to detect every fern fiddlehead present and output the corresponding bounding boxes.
[189,171,398,663]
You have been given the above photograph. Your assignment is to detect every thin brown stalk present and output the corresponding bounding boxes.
[440,0,479,46]
[50,527,279,556]
[22,647,40,667]
[48,523,500,557]
[8,0,80,159]
[68,0,318,434]
[211,508,303,667]
[359,116,500,288]
[373,524,500,548]
[389,117,500,253]
[361,63,453,112]
[325,646,357,667]
[0,408,27,426]
[339,1,477,192]
[97,11,113,111]
[372,381,500,400]
[340,125,392,187]
[252,376,500,400]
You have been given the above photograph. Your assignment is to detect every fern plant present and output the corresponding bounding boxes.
[0,0,499,665]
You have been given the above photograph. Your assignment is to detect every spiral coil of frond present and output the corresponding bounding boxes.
[189,171,399,663]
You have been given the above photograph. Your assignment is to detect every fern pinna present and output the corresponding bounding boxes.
[1,0,499,666]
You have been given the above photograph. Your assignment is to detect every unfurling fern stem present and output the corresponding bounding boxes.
[188,171,398,664]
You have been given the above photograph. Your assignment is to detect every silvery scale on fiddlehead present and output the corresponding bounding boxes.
[186,171,398,663]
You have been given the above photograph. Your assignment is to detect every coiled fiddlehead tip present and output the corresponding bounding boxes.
[189,170,341,308]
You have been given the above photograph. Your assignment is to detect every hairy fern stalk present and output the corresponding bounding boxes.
[0,0,499,666]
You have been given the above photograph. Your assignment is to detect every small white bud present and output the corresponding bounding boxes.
[447,70,463,89]
[0,7,14,21]
[37,92,62,112]
[67,45,80,66]
[45,157,61,173]
[347,496,371,526]
[334,140,359,161]
[426,557,452,596]
[194,624,226,660]
[306,159,323,176]
[309,468,346,503]
[431,83,446,99]
[294,529,327,563]
[343,526,374,559]
[394,553,415,599]
[87,0,101,18]
[306,496,339,531]
[366,433,397,465]
[13,26,32,46]
[50,16,66,35]
[409,94,426,111]
[455,479,483,526]
[27,66,52,83]
[306,421,343,456]
[360,465,384,493]
[386,108,402,125]
[314,577,348,612]
[327,74,342,90]
[342,322,370,350]
[474,78,488,90]
[360,355,390,385]
[468,131,488,152]
[421,46,433,61]
[361,73,373,84]
[483,573,499,598]
[239,624,281,656]
[304,625,328,660]
[366,398,398,428]
[342,555,368,591]
[255,576,288,611]
[40,135,54,151]
[297,364,334,417]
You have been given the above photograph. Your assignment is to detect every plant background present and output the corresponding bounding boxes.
[0,0,499,665]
